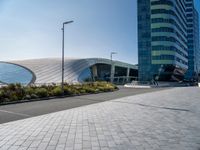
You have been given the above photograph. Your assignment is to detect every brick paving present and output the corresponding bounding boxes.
[0,87,200,150]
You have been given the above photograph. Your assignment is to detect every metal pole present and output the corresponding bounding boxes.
[110,53,113,83]
[61,21,73,95]
[61,24,64,95]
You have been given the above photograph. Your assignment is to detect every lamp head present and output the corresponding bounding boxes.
[111,52,117,55]
[63,21,74,25]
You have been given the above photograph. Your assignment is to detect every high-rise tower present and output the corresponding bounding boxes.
[138,0,199,81]
[185,2,200,81]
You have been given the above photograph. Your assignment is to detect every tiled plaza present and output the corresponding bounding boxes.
[0,87,200,150]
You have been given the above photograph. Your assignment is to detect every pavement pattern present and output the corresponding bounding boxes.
[0,87,200,150]
[0,87,164,124]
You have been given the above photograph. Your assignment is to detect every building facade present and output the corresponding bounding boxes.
[185,6,200,81]
[138,0,199,81]
[0,58,138,85]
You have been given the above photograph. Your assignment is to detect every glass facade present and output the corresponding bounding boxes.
[78,64,111,82]
[78,64,138,83]
[0,62,34,85]
[185,6,200,81]
[78,68,93,82]
[138,0,199,81]
[138,0,152,81]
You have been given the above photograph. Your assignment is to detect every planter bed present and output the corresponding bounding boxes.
[0,82,118,105]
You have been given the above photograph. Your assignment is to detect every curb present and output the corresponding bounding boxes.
[0,90,117,106]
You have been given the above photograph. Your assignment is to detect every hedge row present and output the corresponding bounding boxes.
[0,82,118,104]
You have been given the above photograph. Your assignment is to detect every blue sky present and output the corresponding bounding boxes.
[0,0,199,64]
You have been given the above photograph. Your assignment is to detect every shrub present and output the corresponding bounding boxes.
[35,88,48,98]
[84,87,96,93]
[63,86,73,95]
[24,94,31,100]
[25,87,35,95]
[94,88,100,93]
[79,89,86,94]
[0,90,5,103]
[7,83,17,91]
[52,87,62,96]
[10,93,19,101]
[3,83,25,100]
[30,94,39,99]
[0,82,118,103]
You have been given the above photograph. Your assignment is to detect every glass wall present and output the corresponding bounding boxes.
[138,0,152,81]
[0,62,34,85]
[78,68,93,82]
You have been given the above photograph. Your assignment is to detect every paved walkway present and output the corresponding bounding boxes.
[0,87,200,150]
[0,87,164,124]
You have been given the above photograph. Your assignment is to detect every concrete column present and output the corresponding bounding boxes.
[126,68,130,82]
[110,64,115,83]
[92,65,98,81]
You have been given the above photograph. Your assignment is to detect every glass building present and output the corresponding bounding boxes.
[185,7,200,81]
[138,0,199,81]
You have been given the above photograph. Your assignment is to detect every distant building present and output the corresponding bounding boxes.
[137,0,200,81]
[0,58,138,85]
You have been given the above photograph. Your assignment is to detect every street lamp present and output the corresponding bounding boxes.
[61,20,73,95]
[110,52,117,83]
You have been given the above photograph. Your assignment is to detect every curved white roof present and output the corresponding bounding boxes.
[6,58,137,84]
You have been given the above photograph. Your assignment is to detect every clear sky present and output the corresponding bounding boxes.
[0,0,199,64]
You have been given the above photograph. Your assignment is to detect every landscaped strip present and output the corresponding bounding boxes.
[0,82,118,105]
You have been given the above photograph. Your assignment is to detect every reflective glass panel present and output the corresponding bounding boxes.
[78,68,92,82]
[0,62,33,85]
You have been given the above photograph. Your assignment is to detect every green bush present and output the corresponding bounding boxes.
[0,90,5,103]
[64,86,80,95]
[84,87,96,93]
[52,87,62,96]
[7,83,17,91]
[10,93,19,101]
[24,94,31,100]
[25,87,35,95]
[63,86,73,95]
[30,94,39,99]
[2,83,25,100]
[35,88,48,98]
[0,82,118,104]
[79,89,86,94]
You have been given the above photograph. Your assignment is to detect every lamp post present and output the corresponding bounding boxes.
[110,52,117,83]
[61,21,73,95]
